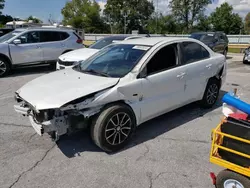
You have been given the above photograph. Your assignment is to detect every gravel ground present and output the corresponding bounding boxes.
[0,54,249,188]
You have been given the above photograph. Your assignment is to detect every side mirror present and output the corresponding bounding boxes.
[214,38,219,43]
[13,39,21,45]
[137,69,147,79]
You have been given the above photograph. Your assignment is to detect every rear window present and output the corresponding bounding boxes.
[60,32,69,40]
[40,31,61,42]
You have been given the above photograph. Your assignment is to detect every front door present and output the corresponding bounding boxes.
[9,31,43,64]
[139,43,187,123]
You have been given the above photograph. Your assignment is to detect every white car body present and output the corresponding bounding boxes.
[56,48,99,70]
[14,37,227,145]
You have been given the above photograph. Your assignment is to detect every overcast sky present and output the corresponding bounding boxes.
[2,0,250,23]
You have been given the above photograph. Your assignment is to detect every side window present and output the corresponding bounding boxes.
[146,43,178,75]
[182,42,210,64]
[60,32,69,40]
[18,31,40,44]
[219,34,224,42]
[40,31,61,42]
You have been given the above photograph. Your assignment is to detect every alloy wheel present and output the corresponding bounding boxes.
[206,84,218,105]
[224,179,244,188]
[0,61,7,76]
[105,112,132,146]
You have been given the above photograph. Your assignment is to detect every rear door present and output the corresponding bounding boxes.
[9,31,43,64]
[216,34,225,53]
[39,31,64,62]
[180,41,213,103]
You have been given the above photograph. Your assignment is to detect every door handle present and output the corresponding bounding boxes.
[177,72,186,78]
[206,64,212,68]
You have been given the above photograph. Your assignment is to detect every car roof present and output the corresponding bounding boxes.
[191,31,225,35]
[101,35,129,40]
[116,37,191,46]
[14,27,74,33]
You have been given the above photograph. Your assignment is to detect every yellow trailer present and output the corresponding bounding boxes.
[210,119,250,188]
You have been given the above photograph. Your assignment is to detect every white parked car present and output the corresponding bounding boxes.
[56,35,146,70]
[14,37,227,152]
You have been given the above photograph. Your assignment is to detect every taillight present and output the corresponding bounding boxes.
[76,39,83,44]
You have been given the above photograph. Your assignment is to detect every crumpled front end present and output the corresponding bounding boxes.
[14,92,104,141]
[14,95,70,141]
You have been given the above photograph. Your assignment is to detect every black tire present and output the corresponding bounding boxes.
[0,57,11,77]
[243,55,248,64]
[216,170,250,188]
[200,78,220,108]
[91,104,136,153]
[223,49,228,57]
[49,62,57,71]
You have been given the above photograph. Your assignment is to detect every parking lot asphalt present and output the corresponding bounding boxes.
[0,54,249,188]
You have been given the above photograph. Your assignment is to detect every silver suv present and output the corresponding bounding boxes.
[0,27,83,77]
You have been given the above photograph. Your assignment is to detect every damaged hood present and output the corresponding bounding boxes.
[58,48,99,62]
[16,68,119,110]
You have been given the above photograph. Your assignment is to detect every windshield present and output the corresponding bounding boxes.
[190,33,214,42]
[89,37,124,49]
[0,30,22,43]
[75,44,150,78]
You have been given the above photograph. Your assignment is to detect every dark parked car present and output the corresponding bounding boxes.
[0,28,14,37]
[190,32,229,56]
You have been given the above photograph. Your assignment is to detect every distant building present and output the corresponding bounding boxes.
[5,20,44,29]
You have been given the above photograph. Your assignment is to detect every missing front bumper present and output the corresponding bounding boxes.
[14,104,69,138]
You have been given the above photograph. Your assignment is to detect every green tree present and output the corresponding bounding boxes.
[147,14,179,34]
[245,12,250,34]
[61,0,106,33]
[193,15,212,32]
[169,0,211,32]
[210,2,243,34]
[27,15,43,23]
[104,0,154,34]
[0,0,4,15]
[0,14,13,25]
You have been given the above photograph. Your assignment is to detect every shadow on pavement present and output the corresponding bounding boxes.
[6,65,55,77]
[57,90,227,158]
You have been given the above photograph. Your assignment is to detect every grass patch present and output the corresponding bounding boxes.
[83,40,95,47]
[228,48,242,53]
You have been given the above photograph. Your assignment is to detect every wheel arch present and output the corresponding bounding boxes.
[0,53,12,67]
[101,100,139,125]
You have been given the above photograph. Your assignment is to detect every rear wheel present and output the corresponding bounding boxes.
[223,48,228,57]
[0,57,10,77]
[91,104,136,153]
[216,170,250,188]
[200,78,220,108]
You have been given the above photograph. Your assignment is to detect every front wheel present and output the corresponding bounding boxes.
[0,57,10,77]
[200,78,220,108]
[91,104,136,153]
[216,170,250,188]
[243,54,248,64]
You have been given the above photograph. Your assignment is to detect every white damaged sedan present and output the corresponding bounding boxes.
[14,37,227,152]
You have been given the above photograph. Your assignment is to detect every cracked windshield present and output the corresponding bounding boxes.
[1,0,250,188]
